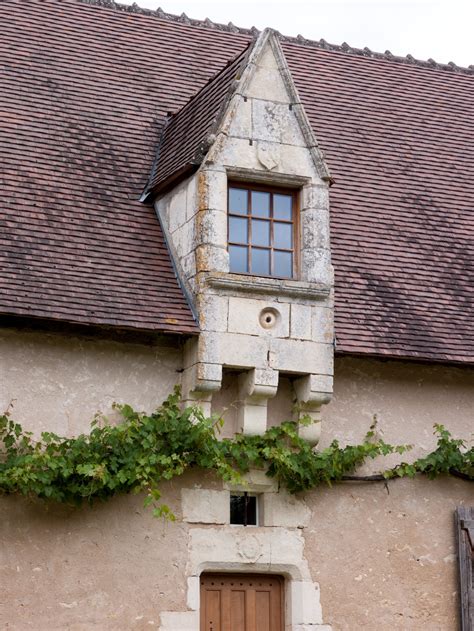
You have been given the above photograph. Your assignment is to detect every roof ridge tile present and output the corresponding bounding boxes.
[77,0,474,75]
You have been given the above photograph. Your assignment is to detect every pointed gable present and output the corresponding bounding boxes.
[147,30,331,198]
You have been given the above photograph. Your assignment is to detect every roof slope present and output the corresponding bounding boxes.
[1,0,473,362]
[147,45,251,194]
[281,42,474,363]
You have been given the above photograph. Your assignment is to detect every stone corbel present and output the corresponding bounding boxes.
[293,373,333,446]
[237,368,279,436]
[181,361,223,417]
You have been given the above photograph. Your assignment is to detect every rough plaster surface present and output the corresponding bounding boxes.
[310,356,474,630]
[1,349,473,629]
[0,328,182,436]
[325,356,474,465]
[1,491,189,630]
[304,478,472,631]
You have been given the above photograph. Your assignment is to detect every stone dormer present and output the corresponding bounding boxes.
[147,30,334,444]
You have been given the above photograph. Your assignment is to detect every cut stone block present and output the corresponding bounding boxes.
[181,488,230,524]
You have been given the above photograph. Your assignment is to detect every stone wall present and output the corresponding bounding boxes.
[310,356,474,630]
[154,31,335,440]
[1,333,472,630]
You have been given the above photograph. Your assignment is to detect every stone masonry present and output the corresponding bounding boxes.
[154,30,334,446]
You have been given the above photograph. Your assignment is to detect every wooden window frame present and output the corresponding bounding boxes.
[227,182,299,280]
[455,506,474,630]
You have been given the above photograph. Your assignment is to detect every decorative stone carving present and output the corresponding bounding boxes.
[257,140,281,170]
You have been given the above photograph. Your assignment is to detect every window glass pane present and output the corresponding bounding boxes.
[274,222,292,249]
[274,194,292,220]
[251,248,270,275]
[251,219,270,247]
[229,188,248,215]
[229,245,248,273]
[229,217,248,244]
[230,494,257,526]
[251,191,270,217]
[274,250,292,278]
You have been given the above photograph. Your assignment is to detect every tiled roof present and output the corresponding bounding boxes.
[280,43,474,364]
[146,45,251,194]
[1,0,473,362]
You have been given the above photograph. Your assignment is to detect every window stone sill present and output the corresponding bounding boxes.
[206,272,330,300]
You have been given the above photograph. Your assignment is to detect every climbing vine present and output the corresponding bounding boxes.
[0,387,472,517]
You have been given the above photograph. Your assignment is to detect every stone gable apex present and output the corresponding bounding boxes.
[146,29,331,198]
[205,29,332,184]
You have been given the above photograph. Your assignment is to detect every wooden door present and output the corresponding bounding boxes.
[200,573,283,631]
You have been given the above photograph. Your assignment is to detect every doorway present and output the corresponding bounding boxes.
[200,573,284,631]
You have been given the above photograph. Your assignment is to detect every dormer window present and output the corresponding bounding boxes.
[228,184,297,278]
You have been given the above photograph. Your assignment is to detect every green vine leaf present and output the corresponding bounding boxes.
[0,387,472,518]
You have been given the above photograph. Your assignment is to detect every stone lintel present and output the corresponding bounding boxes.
[225,165,310,188]
[224,468,279,494]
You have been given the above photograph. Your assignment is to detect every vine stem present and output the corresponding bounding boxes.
[341,469,472,483]
[341,474,386,481]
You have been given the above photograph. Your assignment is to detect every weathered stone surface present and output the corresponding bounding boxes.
[200,331,269,369]
[301,208,330,250]
[187,527,312,579]
[224,468,279,493]
[245,64,291,103]
[262,491,311,528]
[289,580,323,625]
[181,489,230,524]
[290,303,312,340]
[237,399,268,435]
[197,293,229,333]
[195,243,229,273]
[180,250,196,284]
[167,182,188,232]
[239,366,279,397]
[228,296,290,338]
[195,209,227,247]
[294,373,334,402]
[301,183,330,211]
[225,94,252,138]
[301,248,332,285]
[197,166,227,212]
[298,418,322,445]
[171,218,195,256]
[269,338,334,375]
[159,610,199,631]
[312,307,334,344]
[153,31,334,436]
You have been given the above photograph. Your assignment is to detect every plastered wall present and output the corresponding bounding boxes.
[308,356,474,630]
[1,330,472,630]
[0,327,182,436]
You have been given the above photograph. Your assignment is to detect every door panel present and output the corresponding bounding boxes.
[200,574,283,631]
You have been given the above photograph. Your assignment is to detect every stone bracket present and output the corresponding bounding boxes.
[237,368,279,436]
[294,374,333,446]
